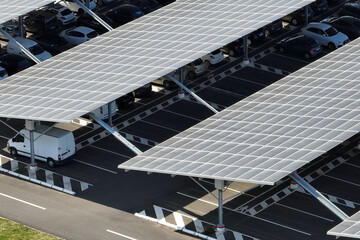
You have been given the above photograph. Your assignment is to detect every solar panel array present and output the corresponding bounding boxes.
[118,37,360,185]
[0,0,312,122]
[328,210,360,239]
[0,0,54,24]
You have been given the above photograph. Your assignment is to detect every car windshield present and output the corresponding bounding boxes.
[211,49,221,55]
[87,31,98,38]
[193,58,203,66]
[61,9,72,16]
[325,26,338,36]
[29,44,45,55]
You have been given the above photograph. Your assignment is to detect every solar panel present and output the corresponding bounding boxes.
[0,0,54,24]
[0,0,313,122]
[328,210,360,239]
[118,37,360,185]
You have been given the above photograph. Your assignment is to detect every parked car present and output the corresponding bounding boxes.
[59,0,96,14]
[7,37,52,62]
[133,83,152,97]
[201,49,224,68]
[59,26,98,45]
[321,16,360,40]
[301,22,349,50]
[221,40,243,57]
[103,4,144,27]
[29,33,73,55]
[248,28,265,45]
[282,7,313,26]
[122,0,162,14]
[95,0,115,5]
[152,74,177,90]
[277,35,322,59]
[46,5,76,26]
[339,3,360,18]
[185,58,206,79]
[264,19,283,37]
[23,10,59,33]
[0,66,8,80]
[76,13,110,34]
[116,92,135,108]
[310,0,329,14]
[0,23,26,39]
[0,54,32,75]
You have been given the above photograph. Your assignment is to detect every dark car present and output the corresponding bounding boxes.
[264,19,283,37]
[0,54,32,75]
[321,16,360,40]
[248,29,265,45]
[221,40,243,57]
[76,13,110,34]
[29,33,73,56]
[23,10,59,33]
[116,92,135,108]
[310,0,329,14]
[122,0,162,13]
[133,83,152,98]
[277,35,322,59]
[104,4,144,28]
[339,3,360,18]
[282,7,313,26]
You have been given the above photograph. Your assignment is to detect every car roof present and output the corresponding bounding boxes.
[306,22,331,30]
[13,37,38,47]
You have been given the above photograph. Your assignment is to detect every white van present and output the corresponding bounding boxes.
[90,100,116,120]
[7,37,52,62]
[7,125,76,167]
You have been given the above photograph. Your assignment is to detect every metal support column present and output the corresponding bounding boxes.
[25,120,37,171]
[305,5,309,26]
[107,102,113,127]
[215,179,225,232]
[291,172,348,220]
[19,16,24,38]
[177,67,185,98]
[167,74,219,114]
[89,113,142,155]
[243,35,249,64]
[0,29,41,64]
[74,0,113,31]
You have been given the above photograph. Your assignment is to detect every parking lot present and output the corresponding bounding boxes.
[1,0,360,239]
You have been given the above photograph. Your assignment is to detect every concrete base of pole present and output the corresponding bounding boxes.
[178,91,185,98]
[29,164,37,171]
[217,225,225,232]
[243,59,250,64]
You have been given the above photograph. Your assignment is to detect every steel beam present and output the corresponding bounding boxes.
[89,113,142,155]
[166,74,219,114]
[291,172,348,220]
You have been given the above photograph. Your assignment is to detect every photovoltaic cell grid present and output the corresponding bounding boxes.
[0,0,312,123]
[118,37,360,185]
[328,210,360,239]
[0,0,54,24]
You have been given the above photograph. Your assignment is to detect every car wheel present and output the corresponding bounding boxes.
[279,46,285,53]
[204,60,211,68]
[10,148,17,157]
[187,71,195,80]
[163,80,171,90]
[328,42,336,51]
[291,18,298,26]
[228,49,235,57]
[304,52,310,59]
[264,29,270,37]
[47,158,55,168]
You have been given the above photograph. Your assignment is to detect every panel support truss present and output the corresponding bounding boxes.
[166,74,219,114]
[291,172,348,220]
[89,113,142,155]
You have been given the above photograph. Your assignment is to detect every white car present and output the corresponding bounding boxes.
[59,26,98,45]
[301,22,349,50]
[0,66,8,80]
[201,49,225,68]
[47,6,76,25]
[7,37,52,62]
[0,22,26,39]
[59,0,96,13]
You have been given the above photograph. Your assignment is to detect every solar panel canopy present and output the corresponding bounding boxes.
[0,0,54,24]
[0,0,313,123]
[118,37,360,185]
[328,210,360,239]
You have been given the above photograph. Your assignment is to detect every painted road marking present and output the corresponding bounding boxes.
[106,230,137,240]
[0,192,46,210]
[162,109,203,122]
[140,120,181,133]
[324,175,360,188]
[275,203,334,222]
[0,135,9,140]
[74,159,118,174]
[89,145,132,158]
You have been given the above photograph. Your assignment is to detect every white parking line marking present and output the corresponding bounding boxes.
[344,162,360,169]
[173,212,185,228]
[140,120,181,133]
[275,203,334,222]
[162,109,203,122]
[74,159,118,174]
[271,52,311,64]
[0,135,10,140]
[63,176,72,192]
[89,145,131,158]
[106,230,137,240]
[0,192,46,210]
[177,191,311,236]
[229,75,267,87]
[325,175,360,188]
[45,170,54,185]
[154,205,166,224]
